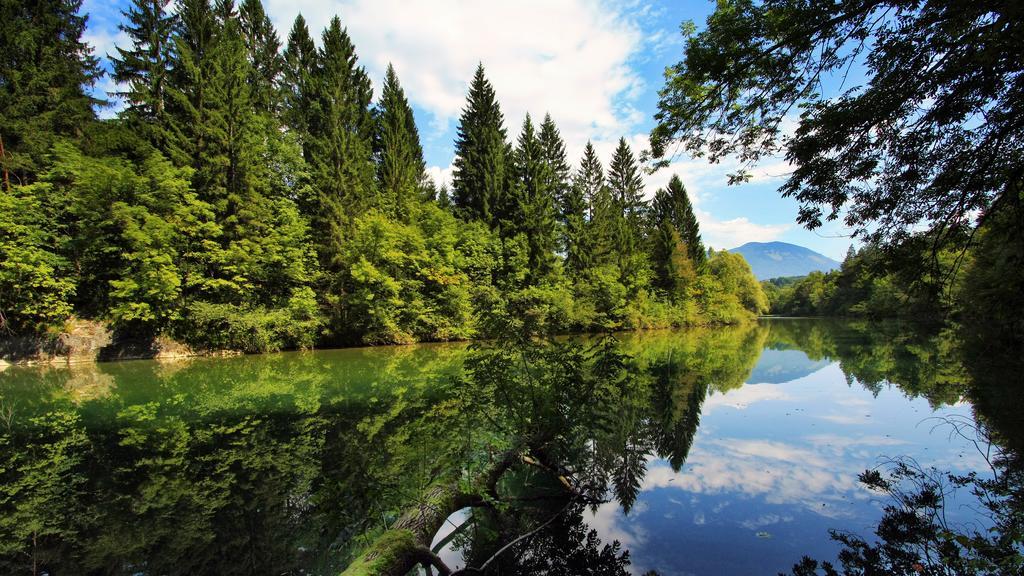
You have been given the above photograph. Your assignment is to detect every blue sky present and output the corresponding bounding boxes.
[82,0,858,259]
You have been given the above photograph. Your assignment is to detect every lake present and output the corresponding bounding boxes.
[0,319,1017,575]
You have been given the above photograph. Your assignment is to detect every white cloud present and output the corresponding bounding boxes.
[265,0,647,154]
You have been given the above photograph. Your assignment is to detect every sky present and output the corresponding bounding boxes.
[81,0,859,260]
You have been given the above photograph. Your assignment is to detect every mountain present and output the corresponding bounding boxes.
[729,241,841,280]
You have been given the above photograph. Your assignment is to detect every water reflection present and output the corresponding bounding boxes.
[0,320,1017,575]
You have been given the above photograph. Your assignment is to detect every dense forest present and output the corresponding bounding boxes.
[0,0,768,352]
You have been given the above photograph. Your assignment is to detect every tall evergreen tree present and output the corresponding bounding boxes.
[607,137,646,280]
[165,0,217,168]
[607,137,644,220]
[452,64,508,226]
[509,113,557,278]
[538,113,571,215]
[575,142,617,266]
[239,0,282,114]
[374,63,425,220]
[110,0,177,138]
[0,0,101,184]
[281,14,317,139]
[652,175,705,266]
[307,16,375,220]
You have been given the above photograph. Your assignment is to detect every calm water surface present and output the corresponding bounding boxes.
[0,319,1015,575]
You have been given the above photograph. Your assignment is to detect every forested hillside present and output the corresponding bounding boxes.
[0,0,766,352]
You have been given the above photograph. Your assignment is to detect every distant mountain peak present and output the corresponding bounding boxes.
[729,241,840,280]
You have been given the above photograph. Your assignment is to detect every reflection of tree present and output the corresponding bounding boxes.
[767,320,969,408]
[0,322,772,575]
[781,327,1024,575]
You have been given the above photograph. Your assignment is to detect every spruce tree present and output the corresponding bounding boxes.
[606,137,646,280]
[538,113,570,215]
[659,175,705,266]
[110,0,177,138]
[0,0,101,184]
[576,143,616,267]
[374,63,425,220]
[307,16,375,220]
[607,137,644,220]
[452,64,508,226]
[165,0,217,168]
[282,15,318,139]
[239,0,282,114]
[509,113,557,278]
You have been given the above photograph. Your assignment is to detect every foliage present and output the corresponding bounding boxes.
[0,183,75,333]
[651,0,1022,246]
[0,0,770,351]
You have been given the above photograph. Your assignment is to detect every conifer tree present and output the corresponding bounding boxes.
[654,175,705,266]
[607,137,644,220]
[452,64,508,226]
[307,16,375,221]
[509,114,557,278]
[110,0,177,138]
[0,0,101,184]
[575,143,616,267]
[282,15,318,139]
[607,137,646,280]
[165,0,217,168]
[239,0,282,114]
[374,63,425,220]
[538,113,571,215]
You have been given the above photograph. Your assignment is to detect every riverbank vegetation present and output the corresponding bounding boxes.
[0,0,766,354]
[650,0,1023,345]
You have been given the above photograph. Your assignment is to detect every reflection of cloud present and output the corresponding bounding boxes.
[740,514,793,530]
[641,439,862,518]
[587,501,646,550]
[804,434,909,450]
[703,384,790,413]
[817,413,871,425]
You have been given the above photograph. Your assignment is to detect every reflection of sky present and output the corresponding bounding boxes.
[587,356,987,576]
[746,348,833,384]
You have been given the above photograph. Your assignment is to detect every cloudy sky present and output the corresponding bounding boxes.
[82,0,857,259]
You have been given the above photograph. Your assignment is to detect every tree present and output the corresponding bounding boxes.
[606,138,644,222]
[650,0,1024,253]
[508,114,558,279]
[374,63,425,220]
[0,183,74,333]
[239,0,282,114]
[110,0,177,142]
[607,138,647,289]
[652,175,705,266]
[0,0,101,184]
[452,64,508,226]
[538,114,571,220]
[281,15,318,139]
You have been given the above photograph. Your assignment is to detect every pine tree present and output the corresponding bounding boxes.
[657,175,705,266]
[282,15,318,139]
[564,143,600,276]
[650,187,697,300]
[509,113,557,278]
[538,113,570,216]
[110,0,177,138]
[0,0,101,184]
[607,138,647,282]
[452,64,508,226]
[165,0,217,168]
[239,0,282,114]
[374,63,425,220]
[307,16,375,221]
[607,137,644,220]
[576,143,616,267]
